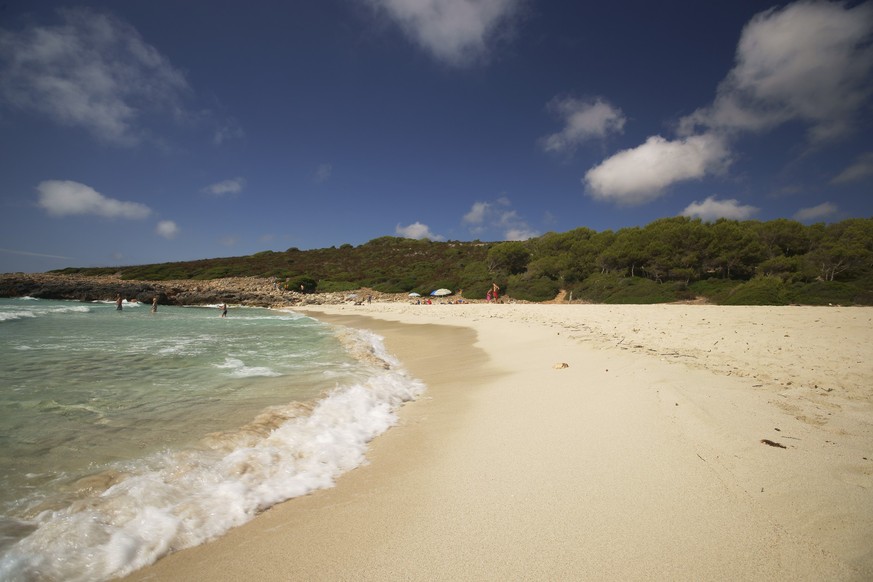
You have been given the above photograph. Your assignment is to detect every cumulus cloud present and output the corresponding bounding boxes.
[793,202,838,222]
[365,0,523,67]
[396,221,445,240]
[582,1,873,206]
[503,226,538,241]
[462,201,490,226]
[681,195,759,221]
[0,8,190,146]
[461,197,537,240]
[36,180,151,219]
[540,97,625,154]
[155,220,179,239]
[202,177,246,197]
[831,152,873,184]
[678,1,873,143]
[584,135,731,205]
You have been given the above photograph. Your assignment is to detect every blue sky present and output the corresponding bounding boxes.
[1,0,872,273]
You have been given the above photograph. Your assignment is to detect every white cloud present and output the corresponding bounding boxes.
[313,163,333,183]
[584,134,731,205]
[365,0,522,67]
[462,201,490,226]
[396,221,445,240]
[793,202,838,222]
[583,1,873,207]
[832,152,873,184]
[0,8,190,146]
[679,1,873,143]
[155,220,179,239]
[36,180,151,219]
[504,227,538,241]
[220,235,239,246]
[681,195,759,221]
[461,196,537,240]
[202,177,246,196]
[540,97,625,154]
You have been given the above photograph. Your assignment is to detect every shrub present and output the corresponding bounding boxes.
[506,274,560,302]
[721,276,788,305]
[286,276,318,293]
[316,280,357,293]
[787,281,863,305]
[689,278,740,303]
[572,273,676,303]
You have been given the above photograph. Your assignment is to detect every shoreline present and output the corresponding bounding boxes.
[127,303,872,580]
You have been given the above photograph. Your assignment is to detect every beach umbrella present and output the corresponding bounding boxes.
[408,292,421,297]
[430,288,453,297]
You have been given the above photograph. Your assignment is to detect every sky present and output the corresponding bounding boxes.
[1,0,872,273]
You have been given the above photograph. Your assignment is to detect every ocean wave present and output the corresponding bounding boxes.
[215,357,281,378]
[0,328,425,582]
[92,299,142,308]
[0,311,36,322]
[0,305,91,323]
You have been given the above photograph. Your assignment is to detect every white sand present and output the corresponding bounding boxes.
[125,303,873,581]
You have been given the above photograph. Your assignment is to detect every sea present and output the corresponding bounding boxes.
[0,297,424,581]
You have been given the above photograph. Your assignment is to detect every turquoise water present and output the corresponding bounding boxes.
[0,297,424,581]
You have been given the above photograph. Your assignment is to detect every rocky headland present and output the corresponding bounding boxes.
[0,273,397,307]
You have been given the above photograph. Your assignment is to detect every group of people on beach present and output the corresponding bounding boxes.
[115,293,227,316]
[486,282,500,302]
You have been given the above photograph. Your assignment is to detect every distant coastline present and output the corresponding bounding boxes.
[2,272,868,308]
[0,273,366,308]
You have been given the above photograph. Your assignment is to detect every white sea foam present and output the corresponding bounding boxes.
[0,327,425,582]
[0,305,90,323]
[215,357,281,378]
[0,311,35,322]
[51,305,91,314]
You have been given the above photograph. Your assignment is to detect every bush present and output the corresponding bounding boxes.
[604,277,676,304]
[371,280,411,294]
[787,281,864,305]
[689,278,740,303]
[721,277,788,305]
[506,274,560,302]
[316,280,357,293]
[462,281,492,300]
[572,273,677,303]
[286,276,318,293]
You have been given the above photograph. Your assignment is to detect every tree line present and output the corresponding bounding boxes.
[55,217,873,305]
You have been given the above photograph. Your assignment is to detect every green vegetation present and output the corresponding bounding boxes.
[53,217,873,305]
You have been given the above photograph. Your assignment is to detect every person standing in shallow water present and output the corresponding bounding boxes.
[220,303,227,317]
[116,294,123,311]
[151,296,158,313]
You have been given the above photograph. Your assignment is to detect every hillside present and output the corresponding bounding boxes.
[48,217,873,305]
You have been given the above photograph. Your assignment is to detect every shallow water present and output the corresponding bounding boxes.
[0,297,424,581]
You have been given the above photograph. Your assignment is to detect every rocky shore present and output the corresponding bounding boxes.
[0,273,401,307]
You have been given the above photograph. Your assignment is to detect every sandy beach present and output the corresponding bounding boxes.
[125,302,873,581]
